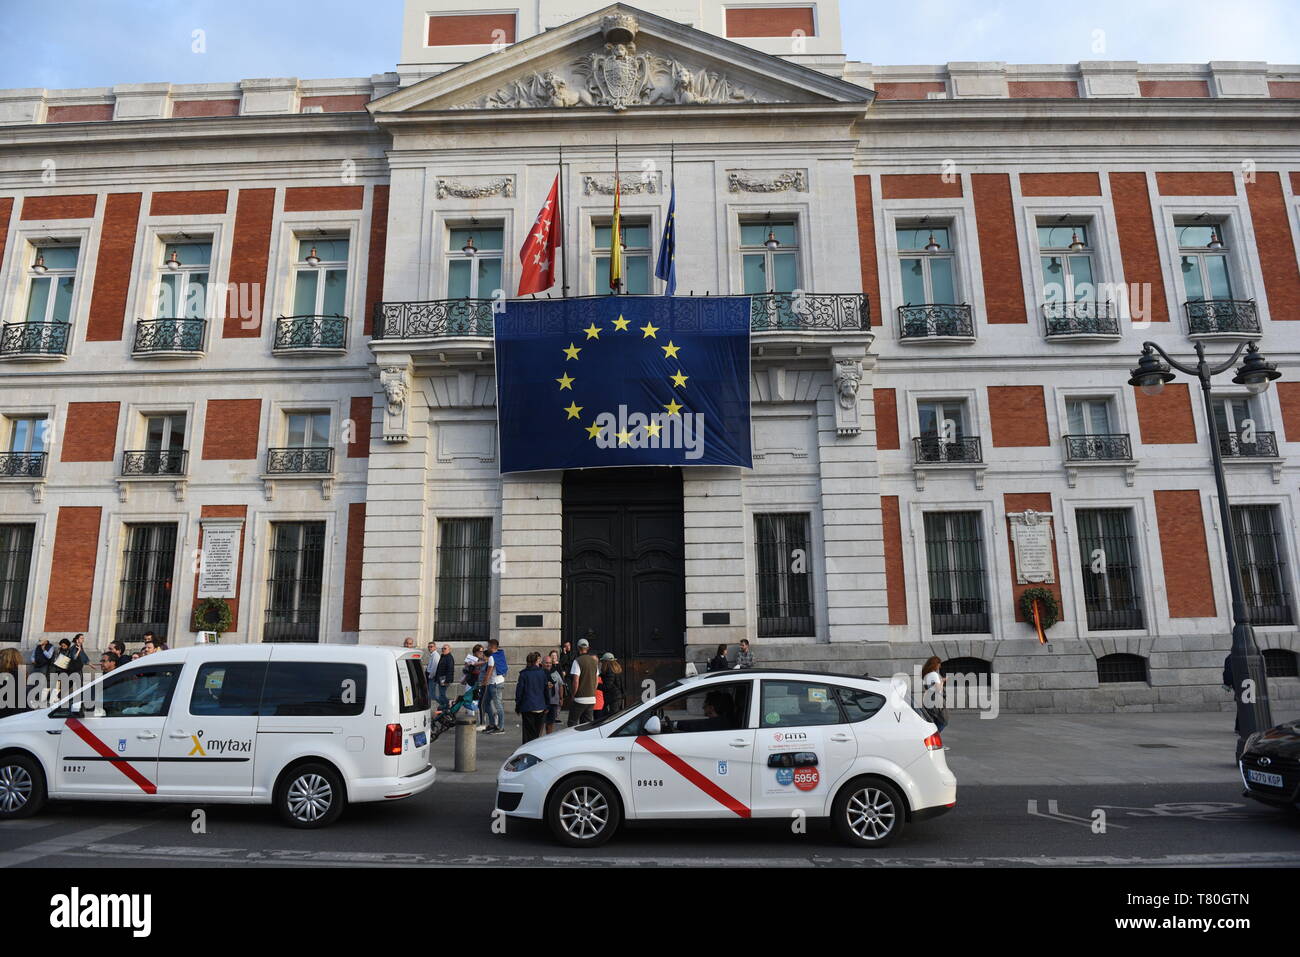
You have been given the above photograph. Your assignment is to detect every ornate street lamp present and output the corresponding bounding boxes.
[1128,339,1281,755]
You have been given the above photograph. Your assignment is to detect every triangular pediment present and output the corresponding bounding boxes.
[371,4,872,116]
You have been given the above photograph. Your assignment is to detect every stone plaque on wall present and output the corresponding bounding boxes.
[1009,510,1055,584]
[197,522,242,598]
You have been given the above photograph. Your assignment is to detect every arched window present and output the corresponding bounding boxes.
[1262,649,1299,679]
[1096,653,1148,684]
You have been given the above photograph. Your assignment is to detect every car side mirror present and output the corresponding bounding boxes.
[643,715,662,735]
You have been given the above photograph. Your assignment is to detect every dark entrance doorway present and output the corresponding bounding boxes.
[562,468,685,699]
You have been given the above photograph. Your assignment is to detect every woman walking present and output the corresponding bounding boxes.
[920,655,948,733]
[599,653,625,718]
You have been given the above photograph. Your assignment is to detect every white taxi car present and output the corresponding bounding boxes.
[0,644,435,827]
[496,669,955,847]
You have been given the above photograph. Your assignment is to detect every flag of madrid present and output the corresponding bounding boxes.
[517,175,562,296]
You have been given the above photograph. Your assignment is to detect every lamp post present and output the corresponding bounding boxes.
[1128,340,1281,755]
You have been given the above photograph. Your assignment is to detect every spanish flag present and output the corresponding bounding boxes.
[609,157,622,292]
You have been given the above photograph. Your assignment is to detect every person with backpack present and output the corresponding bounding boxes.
[480,638,508,735]
[433,643,454,714]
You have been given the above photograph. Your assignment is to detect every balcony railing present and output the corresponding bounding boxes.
[1219,431,1279,458]
[266,447,334,474]
[274,315,348,352]
[133,318,206,355]
[1064,433,1133,461]
[121,449,188,476]
[373,294,871,341]
[913,435,983,464]
[1043,301,1120,338]
[1185,299,1260,336]
[1,322,70,358]
[0,452,47,477]
[898,304,975,340]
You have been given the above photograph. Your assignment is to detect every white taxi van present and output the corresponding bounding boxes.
[0,644,434,827]
[496,669,956,848]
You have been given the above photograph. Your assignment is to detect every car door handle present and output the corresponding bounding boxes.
[168,731,190,738]
[830,734,852,743]
[137,732,158,740]
[729,740,750,749]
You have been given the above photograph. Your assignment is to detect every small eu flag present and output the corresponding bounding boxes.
[655,183,677,296]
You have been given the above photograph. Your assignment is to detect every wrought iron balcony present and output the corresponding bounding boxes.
[1064,433,1133,462]
[374,299,494,340]
[1184,299,1260,336]
[121,449,188,476]
[898,304,975,340]
[0,452,47,477]
[1219,431,1279,458]
[266,447,334,474]
[133,318,206,355]
[0,322,70,358]
[274,315,348,352]
[749,293,869,332]
[1043,301,1120,338]
[913,435,983,464]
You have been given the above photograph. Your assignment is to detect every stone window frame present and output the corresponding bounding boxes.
[1058,496,1156,641]
[906,498,1004,642]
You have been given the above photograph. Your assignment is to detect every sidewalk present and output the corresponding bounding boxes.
[430,709,1290,787]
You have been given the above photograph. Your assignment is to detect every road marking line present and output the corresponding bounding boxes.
[0,821,155,868]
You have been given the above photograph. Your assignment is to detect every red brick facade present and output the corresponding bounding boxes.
[149,189,229,216]
[1134,383,1198,444]
[427,13,516,45]
[46,104,113,123]
[1109,171,1170,323]
[1019,172,1101,196]
[201,399,262,460]
[61,402,120,462]
[283,186,365,212]
[300,95,371,113]
[873,388,899,450]
[724,6,816,37]
[1140,80,1211,98]
[223,188,275,338]
[1278,382,1300,442]
[365,184,390,336]
[853,175,881,326]
[1154,490,1218,618]
[972,173,1026,323]
[988,386,1050,447]
[880,173,963,199]
[881,495,907,626]
[1246,171,1300,318]
[20,194,97,220]
[342,502,367,632]
[44,507,102,632]
[1008,81,1078,98]
[171,98,240,118]
[1155,171,1237,196]
[86,192,142,341]
[348,396,373,458]
[0,197,11,269]
[872,82,945,100]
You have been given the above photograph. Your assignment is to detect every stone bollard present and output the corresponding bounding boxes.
[454,711,476,773]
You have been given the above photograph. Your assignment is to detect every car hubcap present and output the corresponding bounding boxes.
[847,787,896,841]
[286,774,333,823]
[559,786,609,840]
[0,765,32,813]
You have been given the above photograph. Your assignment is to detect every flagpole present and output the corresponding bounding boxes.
[558,145,568,298]
[612,137,621,294]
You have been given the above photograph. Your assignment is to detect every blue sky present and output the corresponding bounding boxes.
[0,0,1296,90]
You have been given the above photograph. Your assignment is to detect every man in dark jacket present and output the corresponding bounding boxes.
[514,652,550,743]
[433,643,454,713]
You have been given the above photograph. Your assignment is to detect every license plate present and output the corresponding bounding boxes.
[413,732,427,748]
[1247,768,1283,788]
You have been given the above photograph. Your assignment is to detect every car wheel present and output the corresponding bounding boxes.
[547,775,620,848]
[0,754,46,820]
[276,763,345,829]
[833,777,905,849]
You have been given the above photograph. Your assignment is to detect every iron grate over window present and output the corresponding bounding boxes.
[0,524,35,642]
[941,656,993,680]
[1097,653,1149,684]
[755,513,814,638]
[923,512,989,635]
[115,523,178,645]
[1231,505,1294,626]
[434,518,492,642]
[1262,649,1299,679]
[1075,508,1145,631]
[264,522,325,643]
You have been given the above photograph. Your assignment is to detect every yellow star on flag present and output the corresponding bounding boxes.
[563,343,581,360]
[645,421,663,438]
[585,422,604,440]
[661,341,681,359]
[670,371,688,388]
[664,399,684,416]
[612,315,630,331]
[583,323,602,340]
[556,372,575,390]
[640,321,659,339]
[615,430,633,446]
[563,402,583,420]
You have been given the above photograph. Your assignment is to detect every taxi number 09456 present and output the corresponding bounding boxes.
[636,779,664,788]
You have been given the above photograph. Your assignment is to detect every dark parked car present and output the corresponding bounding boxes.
[1239,719,1300,810]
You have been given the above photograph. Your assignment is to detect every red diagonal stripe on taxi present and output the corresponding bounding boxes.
[635,734,750,818]
[65,717,158,795]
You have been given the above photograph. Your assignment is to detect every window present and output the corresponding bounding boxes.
[66,665,181,718]
[1038,222,1096,307]
[435,518,492,641]
[1262,649,1298,679]
[834,686,887,722]
[4,416,48,475]
[447,224,503,299]
[1212,396,1274,456]
[923,512,990,634]
[596,220,650,294]
[156,242,212,319]
[0,525,35,642]
[1177,223,1233,302]
[25,243,79,325]
[1231,505,1293,626]
[267,411,333,474]
[915,399,978,463]
[941,657,993,681]
[286,411,330,449]
[898,225,956,305]
[125,413,187,475]
[615,681,751,736]
[260,661,366,715]
[1097,653,1148,684]
[1066,398,1113,437]
[398,657,431,713]
[291,237,349,317]
[754,513,814,638]
[1063,397,1130,460]
[760,680,845,728]
[115,523,178,645]
[1075,509,1144,630]
[264,522,326,642]
[189,662,267,716]
[741,220,799,294]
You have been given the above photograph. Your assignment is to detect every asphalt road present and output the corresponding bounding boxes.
[3,778,1298,868]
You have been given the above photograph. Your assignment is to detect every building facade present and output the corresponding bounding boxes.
[1,0,1298,711]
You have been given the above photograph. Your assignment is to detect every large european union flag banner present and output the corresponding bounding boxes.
[495,296,752,473]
